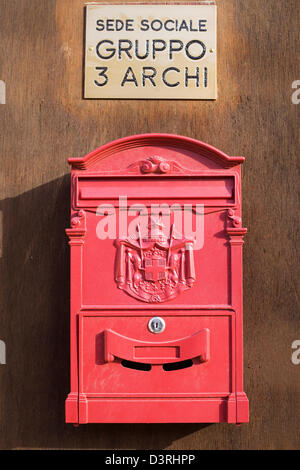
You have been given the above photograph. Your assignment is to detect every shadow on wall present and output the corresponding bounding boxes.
[0,175,211,449]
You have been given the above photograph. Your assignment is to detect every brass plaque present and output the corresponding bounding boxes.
[84,2,217,99]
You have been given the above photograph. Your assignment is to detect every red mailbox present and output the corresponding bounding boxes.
[65,134,249,424]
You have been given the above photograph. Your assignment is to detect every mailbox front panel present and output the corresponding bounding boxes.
[66,134,249,424]
[80,313,232,395]
[82,208,230,306]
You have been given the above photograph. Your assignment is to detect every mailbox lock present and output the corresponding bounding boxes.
[148,317,165,334]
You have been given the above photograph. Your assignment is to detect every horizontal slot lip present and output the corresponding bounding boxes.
[104,328,210,365]
[80,187,232,201]
[80,194,232,200]
[77,175,235,180]
[78,176,234,201]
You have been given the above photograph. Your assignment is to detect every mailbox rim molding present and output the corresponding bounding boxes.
[68,133,245,170]
[65,133,248,425]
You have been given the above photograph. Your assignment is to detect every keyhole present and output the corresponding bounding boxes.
[148,317,165,334]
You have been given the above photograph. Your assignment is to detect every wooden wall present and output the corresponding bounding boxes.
[0,0,299,449]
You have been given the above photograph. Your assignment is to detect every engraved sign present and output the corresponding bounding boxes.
[85,2,217,99]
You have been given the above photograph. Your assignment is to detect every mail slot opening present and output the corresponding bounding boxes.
[121,359,152,371]
[163,359,193,371]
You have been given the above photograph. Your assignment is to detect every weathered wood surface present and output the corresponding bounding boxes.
[0,0,299,449]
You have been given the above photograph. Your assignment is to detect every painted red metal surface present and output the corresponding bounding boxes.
[65,133,249,424]
[103,328,210,364]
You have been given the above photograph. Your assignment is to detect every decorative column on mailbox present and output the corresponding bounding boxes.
[65,134,249,425]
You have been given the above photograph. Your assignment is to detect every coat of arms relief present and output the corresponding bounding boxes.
[115,216,196,303]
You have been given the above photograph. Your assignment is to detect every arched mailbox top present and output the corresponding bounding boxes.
[68,133,245,171]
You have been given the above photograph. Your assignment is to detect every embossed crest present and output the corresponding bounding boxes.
[115,217,196,303]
